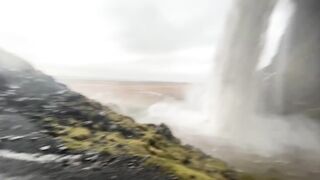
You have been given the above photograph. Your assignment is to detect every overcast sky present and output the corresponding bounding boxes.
[0,0,232,82]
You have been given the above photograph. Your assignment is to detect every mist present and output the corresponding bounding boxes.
[116,0,320,177]
[0,0,232,82]
[1,0,320,179]
[129,0,320,155]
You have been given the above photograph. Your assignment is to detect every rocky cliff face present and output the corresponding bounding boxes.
[271,0,320,114]
[0,50,249,180]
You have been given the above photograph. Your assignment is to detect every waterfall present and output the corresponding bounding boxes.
[138,0,320,156]
[208,0,277,137]
[206,0,320,155]
[272,0,320,113]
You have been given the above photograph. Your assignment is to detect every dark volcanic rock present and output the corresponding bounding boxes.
[155,123,176,141]
[0,49,241,180]
[0,51,175,180]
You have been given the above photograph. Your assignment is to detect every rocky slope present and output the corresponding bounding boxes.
[0,49,251,180]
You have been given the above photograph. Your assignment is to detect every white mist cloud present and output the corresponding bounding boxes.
[0,0,231,82]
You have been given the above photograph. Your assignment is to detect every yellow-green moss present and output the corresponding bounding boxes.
[46,106,242,180]
[147,157,225,180]
[68,127,91,140]
[61,136,92,150]
[53,124,231,180]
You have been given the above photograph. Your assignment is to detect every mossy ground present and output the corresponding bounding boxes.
[44,105,245,180]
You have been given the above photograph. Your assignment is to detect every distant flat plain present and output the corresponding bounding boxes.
[60,79,190,110]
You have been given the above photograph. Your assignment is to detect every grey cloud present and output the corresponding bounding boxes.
[105,0,231,54]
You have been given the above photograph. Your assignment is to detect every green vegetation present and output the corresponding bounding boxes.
[68,127,91,140]
[39,95,256,180]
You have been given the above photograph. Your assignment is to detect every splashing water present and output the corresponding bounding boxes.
[206,0,320,157]
[140,0,320,158]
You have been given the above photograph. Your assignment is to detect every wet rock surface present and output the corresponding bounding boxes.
[0,71,173,179]
[0,155,172,180]
[0,115,60,153]
[0,55,242,180]
[0,114,172,179]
